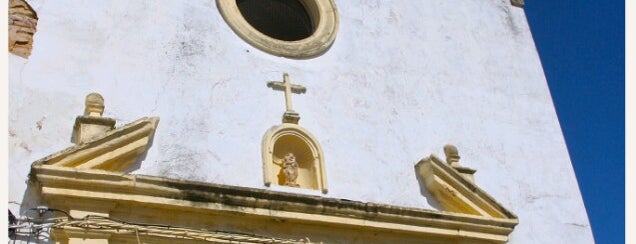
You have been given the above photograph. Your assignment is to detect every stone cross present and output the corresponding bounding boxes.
[267,73,306,112]
[267,73,306,124]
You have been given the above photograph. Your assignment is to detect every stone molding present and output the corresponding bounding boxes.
[35,117,159,172]
[72,116,116,144]
[216,0,339,59]
[31,165,518,243]
[72,93,118,144]
[415,154,517,219]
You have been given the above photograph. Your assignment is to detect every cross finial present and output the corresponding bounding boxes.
[267,73,307,124]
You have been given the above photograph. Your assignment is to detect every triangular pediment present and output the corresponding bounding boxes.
[33,117,159,172]
[416,154,517,219]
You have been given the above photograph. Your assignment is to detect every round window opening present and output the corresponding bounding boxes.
[216,0,339,59]
[236,0,314,41]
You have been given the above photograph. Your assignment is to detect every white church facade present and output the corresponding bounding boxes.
[8,0,593,243]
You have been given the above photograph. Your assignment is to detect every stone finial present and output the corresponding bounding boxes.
[73,93,116,144]
[443,144,477,183]
[443,144,461,167]
[84,93,105,116]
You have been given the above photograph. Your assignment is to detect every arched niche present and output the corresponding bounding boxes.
[262,123,327,193]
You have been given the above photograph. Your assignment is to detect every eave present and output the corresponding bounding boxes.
[31,165,518,243]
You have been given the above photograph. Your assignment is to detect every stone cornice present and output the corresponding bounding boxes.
[33,117,159,172]
[416,155,517,219]
[31,165,517,243]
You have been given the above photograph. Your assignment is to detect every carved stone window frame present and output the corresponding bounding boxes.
[216,0,339,59]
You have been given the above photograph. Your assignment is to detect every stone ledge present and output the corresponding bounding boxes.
[31,165,517,243]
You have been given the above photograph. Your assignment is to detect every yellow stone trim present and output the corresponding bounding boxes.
[31,165,517,243]
[216,0,339,59]
[35,117,159,172]
[415,155,517,219]
[262,123,328,193]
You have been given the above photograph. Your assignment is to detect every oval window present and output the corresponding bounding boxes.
[217,0,339,59]
[236,0,314,41]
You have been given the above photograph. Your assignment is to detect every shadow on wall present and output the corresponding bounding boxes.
[13,179,55,243]
[19,178,43,218]
[125,131,157,173]
[413,166,443,210]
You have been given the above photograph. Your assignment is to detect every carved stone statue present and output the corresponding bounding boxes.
[275,152,300,187]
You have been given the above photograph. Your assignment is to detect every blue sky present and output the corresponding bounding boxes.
[1,1,624,242]
[524,1,625,243]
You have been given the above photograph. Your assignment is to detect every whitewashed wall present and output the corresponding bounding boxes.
[9,0,593,243]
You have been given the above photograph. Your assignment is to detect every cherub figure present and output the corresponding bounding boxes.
[274,152,300,187]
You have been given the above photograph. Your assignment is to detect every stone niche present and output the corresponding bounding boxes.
[262,123,327,193]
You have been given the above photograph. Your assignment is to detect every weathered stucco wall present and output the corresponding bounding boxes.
[8,0,593,243]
